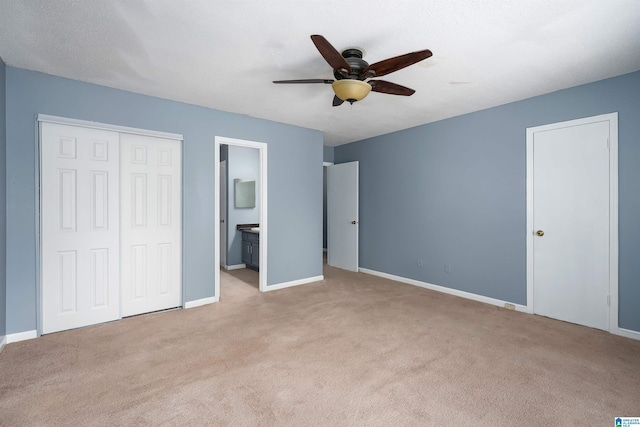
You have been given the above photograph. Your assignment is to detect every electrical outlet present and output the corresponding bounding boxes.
[417,258,423,267]
[504,303,516,311]
[444,264,451,273]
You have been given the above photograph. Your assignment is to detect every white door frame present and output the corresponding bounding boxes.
[36,114,184,335]
[214,136,268,295]
[525,112,618,334]
[220,160,227,268]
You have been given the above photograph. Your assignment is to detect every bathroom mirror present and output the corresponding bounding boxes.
[234,179,256,208]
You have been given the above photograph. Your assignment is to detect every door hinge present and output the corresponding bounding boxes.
[607,294,610,306]
[607,138,610,149]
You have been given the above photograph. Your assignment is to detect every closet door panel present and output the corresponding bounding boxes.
[41,123,120,333]
[121,133,182,316]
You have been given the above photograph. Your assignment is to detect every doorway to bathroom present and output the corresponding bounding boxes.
[214,137,267,299]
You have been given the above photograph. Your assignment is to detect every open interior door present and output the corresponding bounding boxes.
[327,161,359,272]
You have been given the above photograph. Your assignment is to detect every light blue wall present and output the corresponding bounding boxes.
[5,67,324,334]
[226,145,260,266]
[0,57,6,339]
[323,145,334,163]
[336,70,640,332]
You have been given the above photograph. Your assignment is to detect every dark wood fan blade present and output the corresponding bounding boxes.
[364,49,432,77]
[369,80,416,96]
[333,95,344,107]
[311,35,351,72]
[273,79,334,84]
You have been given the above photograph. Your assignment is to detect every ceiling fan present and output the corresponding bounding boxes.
[273,35,432,106]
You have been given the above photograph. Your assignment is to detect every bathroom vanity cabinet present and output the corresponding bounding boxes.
[241,230,259,271]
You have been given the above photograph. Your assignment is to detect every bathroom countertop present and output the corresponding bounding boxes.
[240,229,260,234]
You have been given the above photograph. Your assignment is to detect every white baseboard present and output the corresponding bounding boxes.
[618,328,640,341]
[359,268,640,340]
[184,296,219,309]
[0,335,6,352]
[359,268,528,313]
[224,264,246,271]
[264,275,324,292]
[7,330,38,344]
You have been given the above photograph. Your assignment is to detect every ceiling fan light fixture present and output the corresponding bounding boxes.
[332,80,372,104]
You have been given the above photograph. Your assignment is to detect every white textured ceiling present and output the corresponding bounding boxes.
[1,0,639,146]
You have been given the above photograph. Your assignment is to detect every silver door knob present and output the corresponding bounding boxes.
[536,230,544,237]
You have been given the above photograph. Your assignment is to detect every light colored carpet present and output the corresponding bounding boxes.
[1,265,639,426]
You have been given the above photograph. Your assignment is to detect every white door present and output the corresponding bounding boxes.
[220,160,227,268]
[531,119,612,330]
[328,161,359,271]
[120,133,182,317]
[41,123,120,334]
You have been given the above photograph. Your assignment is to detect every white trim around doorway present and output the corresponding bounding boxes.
[214,136,268,298]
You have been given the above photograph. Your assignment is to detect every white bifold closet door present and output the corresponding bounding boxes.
[41,123,121,334]
[120,133,182,317]
[42,122,182,334]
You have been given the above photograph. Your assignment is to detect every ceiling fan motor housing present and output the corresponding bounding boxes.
[333,49,371,81]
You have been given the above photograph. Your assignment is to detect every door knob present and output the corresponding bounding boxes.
[351,221,358,225]
[220,219,225,223]
[536,230,544,236]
